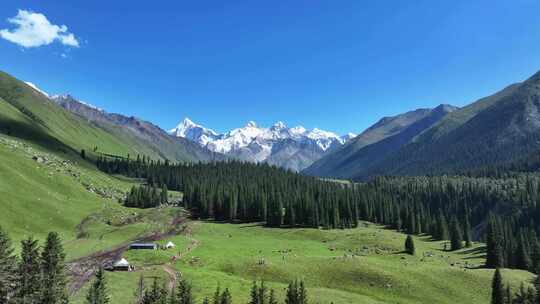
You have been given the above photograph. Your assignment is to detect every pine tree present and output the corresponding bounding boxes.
[268,290,277,304]
[404,235,415,255]
[176,279,194,304]
[158,283,169,304]
[212,286,221,304]
[258,281,268,304]
[249,281,259,304]
[142,278,168,304]
[283,280,307,304]
[534,274,540,304]
[219,288,231,304]
[201,298,210,304]
[486,220,504,268]
[285,281,297,304]
[0,226,16,303]
[506,285,513,304]
[449,217,463,251]
[40,232,69,304]
[514,283,530,304]
[16,237,42,304]
[86,267,109,304]
[298,280,307,304]
[161,184,169,205]
[491,268,504,304]
[531,242,540,274]
[528,286,537,304]
[463,216,472,247]
[516,235,532,271]
[436,213,449,240]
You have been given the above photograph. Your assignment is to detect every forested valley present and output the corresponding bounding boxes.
[97,154,540,274]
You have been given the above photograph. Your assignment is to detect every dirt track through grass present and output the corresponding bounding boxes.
[67,213,188,295]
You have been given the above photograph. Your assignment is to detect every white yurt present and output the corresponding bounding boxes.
[113,258,131,271]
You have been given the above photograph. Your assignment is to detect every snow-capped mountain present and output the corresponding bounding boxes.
[24,81,50,98]
[169,118,220,146]
[51,94,223,162]
[170,118,356,171]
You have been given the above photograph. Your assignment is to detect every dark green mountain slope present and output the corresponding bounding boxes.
[364,71,540,178]
[303,104,457,178]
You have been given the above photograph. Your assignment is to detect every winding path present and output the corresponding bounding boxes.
[161,225,201,291]
[67,214,189,295]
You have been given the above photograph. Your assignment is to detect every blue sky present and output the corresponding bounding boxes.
[1,1,540,135]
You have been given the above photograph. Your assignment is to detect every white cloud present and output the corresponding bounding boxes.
[0,9,79,48]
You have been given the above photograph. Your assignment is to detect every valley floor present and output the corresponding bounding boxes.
[72,219,533,304]
[0,134,534,304]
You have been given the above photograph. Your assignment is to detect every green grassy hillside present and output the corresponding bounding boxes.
[85,221,534,304]
[0,70,188,257]
[0,122,189,260]
[0,72,138,157]
[55,94,221,163]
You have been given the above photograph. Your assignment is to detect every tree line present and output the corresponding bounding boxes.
[88,267,308,304]
[124,184,168,208]
[0,226,69,304]
[97,155,540,273]
[98,157,359,229]
[490,268,540,304]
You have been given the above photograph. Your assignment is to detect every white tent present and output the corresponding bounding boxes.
[114,258,130,267]
[165,241,175,249]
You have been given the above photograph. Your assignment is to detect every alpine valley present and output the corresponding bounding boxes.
[2,67,540,304]
[0,62,540,304]
[5,3,540,304]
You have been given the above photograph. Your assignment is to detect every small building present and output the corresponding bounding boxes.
[165,241,175,249]
[129,243,158,250]
[113,258,132,271]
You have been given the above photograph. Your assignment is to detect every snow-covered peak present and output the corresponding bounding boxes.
[169,118,219,146]
[290,126,307,135]
[306,128,339,140]
[182,117,196,127]
[272,121,286,129]
[340,133,357,143]
[170,119,355,154]
[25,81,49,98]
[171,117,216,136]
[245,121,258,128]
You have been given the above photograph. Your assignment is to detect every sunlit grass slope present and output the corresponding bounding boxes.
[118,221,534,304]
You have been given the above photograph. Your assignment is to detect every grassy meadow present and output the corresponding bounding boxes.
[0,130,535,303]
[102,221,534,304]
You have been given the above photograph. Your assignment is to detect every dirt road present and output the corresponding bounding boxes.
[67,214,188,295]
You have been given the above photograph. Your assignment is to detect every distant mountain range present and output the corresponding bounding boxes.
[305,69,540,180]
[169,118,356,171]
[303,104,458,178]
[21,82,356,171]
[51,95,222,162]
[9,68,540,180]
